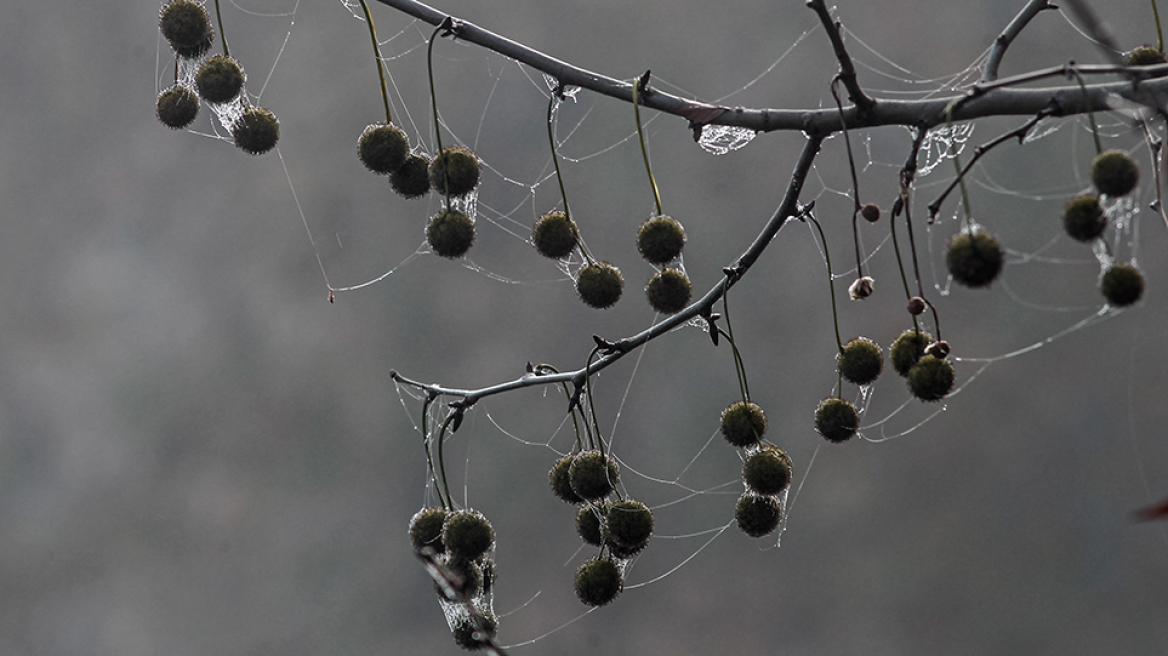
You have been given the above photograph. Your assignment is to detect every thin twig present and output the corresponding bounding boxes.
[982,0,1059,82]
[806,0,876,114]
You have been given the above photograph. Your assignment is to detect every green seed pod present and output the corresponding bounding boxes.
[838,337,883,386]
[604,499,653,553]
[429,146,481,197]
[568,449,620,501]
[946,229,1004,288]
[574,556,623,607]
[720,400,767,448]
[890,328,933,377]
[1062,195,1106,242]
[645,268,692,314]
[1091,150,1140,197]
[1101,263,1144,307]
[437,557,484,599]
[906,354,955,402]
[742,445,792,495]
[861,203,881,223]
[390,152,432,199]
[532,211,579,259]
[1127,45,1168,66]
[451,607,497,651]
[357,123,409,175]
[156,85,200,129]
[576,503,607,546]
[735,492,782,538]
[232,107,279,155]
[636,215,686,264]
[409,506,448,554]
[195,55,245,104]
[159,0,214,59]
[549,454,584,504]
[427,209,476,258]
[442,509,494,561]
[576,262,623,309]
[815,397,859,443]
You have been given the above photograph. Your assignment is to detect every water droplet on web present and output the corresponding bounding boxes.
[698,125,757,155]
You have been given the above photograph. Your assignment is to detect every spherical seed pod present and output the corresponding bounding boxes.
[576,262,623,309]
[838,337,884,386]
[437,557,484,599]
[451,607,497,651]
[409,506,448,554]
[357,123,409,175]
[195,55,245,104]
[156,85,200,129]
[735,492,782,538]
[576,503,607,546]
[1091,150,1140,197]
[742,445,793,495]
[429,146,481,197]
[636,215,686,264]
[1101,263,1144,307]
[532,211,579,259]
[946,229,1004,288]
[890,328,933,377]
[604,499,653,553]
[861,203,881,223]
[232,107,280,155]
[549,454,584,504]
[906,296,927,316]
[442,509,494,561]
[390,152,432,199]
[815,397,860,443]
[574,556,623,607]
[568,449,620,501]
[1062,195,1106,242]
[159,0,214,59]
[645,268,692,314]
[720,400,767,448]
[427,209,476,258]
[906,354,955,402]
[1127,45,1168,66]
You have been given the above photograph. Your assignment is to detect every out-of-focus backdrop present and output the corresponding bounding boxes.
[1,0,1166,654]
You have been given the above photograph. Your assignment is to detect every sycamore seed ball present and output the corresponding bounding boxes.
[636,215,686,264]
[890,328,933,377]
[576,504,607,546]
[357,123,409,175]
[439,557,484,599]
[574,556,623,607]
[605,499,653,554]
[532,211,579,259]
[861,203,881,223]
[390,152,432,199]
[1062,195,1106,242]
[645,268,692,314]
[549,454,584,504]
[735,492,782,538]
[451,607,497,651]
[195,55,245,104]
[906,354,955,402]
[156,85,199,129]
[427,209,476,258]
[159,0,214,59]
[429,146,481,197]
[568,449,620,501]
[1101,263,1144,307]
[232,107,279,156]
[742,445,793,495]
[1091,150,1140,197]
[720,400,767,448]
[838,337,884,386]
[576,262,624,309]
[815,397,860,443]
[409,506,448,554]
[442,509,494,561]
[946,229,1004,288]
[1127,46,1168,66]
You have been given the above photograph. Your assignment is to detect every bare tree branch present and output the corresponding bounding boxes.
[981,0,1059,82]
[806,0,876,113]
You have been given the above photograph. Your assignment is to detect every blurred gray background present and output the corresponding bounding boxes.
[1,0,1166,654]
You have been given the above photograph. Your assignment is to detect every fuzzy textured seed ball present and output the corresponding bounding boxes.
[907,354,955,402]
[946,229,1004,288]
[195,55,245,104]
[645,268,691,314]
[1091,150,1140,197]
[861,203,881,223]
[1062,195,1106,242]
[442,509,494,561]
[390,152,432,199]
[815,398,859,443]
[439,558,484,599]
[742,445,793,495]
[568,450,620,501]
[838,337,883,386]
[156,85,200,129]
[427,209,476,258]
[409,507,448,554]
[605,499,653,553]
[636,215,686,264]
[576,504,606,546]
[574,557,623,607]
[232,107,279,155]
[429,146,481,197]
[735,492,782,538]
[890,328,933,377]
[451,607,497,651]
[549,454,584,504]
[357,124,409,175]
[720,401,767,447]
[576,262,623,309]
[1128,46,1168,66]
[159,0,214,59]
[1101,263,1144,307]
[532,211,579,259]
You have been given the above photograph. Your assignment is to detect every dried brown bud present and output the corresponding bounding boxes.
[907,296,927,315]
[925,340,951,359]
[861,203,881,223]
[848,276,874,300]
